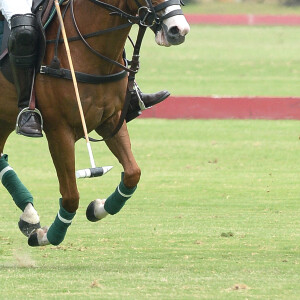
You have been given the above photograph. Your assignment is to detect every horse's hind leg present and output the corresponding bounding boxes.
[86,122,141,221]
[0,123,40,236]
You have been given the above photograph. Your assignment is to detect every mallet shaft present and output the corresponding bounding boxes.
[55,0,99,172]
[55,1,114,179]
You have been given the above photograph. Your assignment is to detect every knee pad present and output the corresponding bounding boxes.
[8,14,39,67]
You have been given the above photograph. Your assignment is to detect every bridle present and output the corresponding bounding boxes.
[45,0,185,75]
[132,0,185,33]
[87,0,185,33]
[78,0,185,72]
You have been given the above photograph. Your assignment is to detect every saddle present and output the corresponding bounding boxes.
[0,0,65,83]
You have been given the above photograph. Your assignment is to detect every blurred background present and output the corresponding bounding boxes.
[136,0,300,98]
[183,0,300,13]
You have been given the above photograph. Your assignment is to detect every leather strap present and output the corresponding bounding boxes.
[42,0,55,25]
[87,0,140,24]
[29,70,36,110]
[46,23,131,44]
[40,65,127,84]
[88,79,135,142]
[70,0,136,75]
[88,25,147,142]
[10,14,37,28]
[154,0,182,12]
[159,9,183,22]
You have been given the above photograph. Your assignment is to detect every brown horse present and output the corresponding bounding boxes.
[0,0,189,246]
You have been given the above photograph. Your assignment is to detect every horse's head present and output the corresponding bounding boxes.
[129,0,190,47]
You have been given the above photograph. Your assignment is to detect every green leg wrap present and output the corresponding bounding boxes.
[0,154,33,211]
[104,173,137,215]
[47,198,76,246]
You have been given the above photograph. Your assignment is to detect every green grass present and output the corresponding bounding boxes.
[132,25,300,97]
[1,5,300,298]
[184,2,300,15]
[0,119,300,299]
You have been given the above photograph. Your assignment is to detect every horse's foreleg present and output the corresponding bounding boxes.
[86,122,141,221]
[0,128,40,237]
[28,128,78,247]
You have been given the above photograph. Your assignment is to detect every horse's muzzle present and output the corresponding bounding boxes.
[159,19,189,46]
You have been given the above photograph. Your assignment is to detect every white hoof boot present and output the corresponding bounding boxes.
[86,199,108,222]
[18,203,41,237]
[28,227,50,247]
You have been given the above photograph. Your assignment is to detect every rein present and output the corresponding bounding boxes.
[41,0,184,140]
[43,0,185,78]
[70,0,135,75]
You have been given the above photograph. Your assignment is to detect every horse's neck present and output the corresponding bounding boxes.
[125,0,140,13]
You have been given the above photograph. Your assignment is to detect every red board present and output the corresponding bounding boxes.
[185,14,300,26]
[140,96,300,120]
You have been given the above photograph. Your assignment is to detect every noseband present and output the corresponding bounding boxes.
[134,0,185,33]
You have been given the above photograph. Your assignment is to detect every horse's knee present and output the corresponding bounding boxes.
[123,167,141,188]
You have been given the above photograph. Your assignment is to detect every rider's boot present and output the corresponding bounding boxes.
[8,13,43,138]
[125,83,170,123]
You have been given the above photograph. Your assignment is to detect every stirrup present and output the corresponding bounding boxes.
[15,107,44,134]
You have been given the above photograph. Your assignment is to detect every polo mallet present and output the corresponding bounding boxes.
[54,0,112,179]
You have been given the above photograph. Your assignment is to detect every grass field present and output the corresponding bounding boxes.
[0,120,300,299]
[133,24,300,97]
[184,2,300,15]
[1,3,300,299]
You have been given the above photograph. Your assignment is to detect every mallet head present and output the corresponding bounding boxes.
[76,166,113,179]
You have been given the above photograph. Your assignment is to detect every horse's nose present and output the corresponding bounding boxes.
[170,26,180,35]
[167,25,189,45]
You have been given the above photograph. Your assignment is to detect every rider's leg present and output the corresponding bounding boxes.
[8,13,43,138]
[126,82,170,122]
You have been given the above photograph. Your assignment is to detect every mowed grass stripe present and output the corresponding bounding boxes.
[184,2,300,15]
[134,25,300,97]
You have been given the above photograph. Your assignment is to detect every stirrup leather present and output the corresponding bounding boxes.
[15,107,44,134]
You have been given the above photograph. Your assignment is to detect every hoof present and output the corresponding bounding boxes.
[28,227,49,247]
[86,200,100,222]
[28,232,40,247]
[18,219,41,237]
[86,199,108,222]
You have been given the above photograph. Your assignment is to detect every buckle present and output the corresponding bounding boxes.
[138,6,155,27]
[40,65,46,74]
